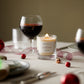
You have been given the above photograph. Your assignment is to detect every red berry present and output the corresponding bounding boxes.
[0,40,5,51]
[61,73,80,84]
[21,54,26,59]
[65,62,71,67]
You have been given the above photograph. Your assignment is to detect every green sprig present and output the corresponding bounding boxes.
[0,59,2,69]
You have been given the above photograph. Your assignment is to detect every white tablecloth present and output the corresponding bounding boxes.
[0,41,84,84]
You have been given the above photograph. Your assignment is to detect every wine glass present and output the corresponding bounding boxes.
[20,15,43,55]
[76,28,84,53]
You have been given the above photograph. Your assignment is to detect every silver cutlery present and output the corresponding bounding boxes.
[57,43,76,51]
[10,71,56,84]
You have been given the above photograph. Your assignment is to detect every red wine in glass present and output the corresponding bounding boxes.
[77,38,84,53]
[20,24,42,39]
[76,28,84,53]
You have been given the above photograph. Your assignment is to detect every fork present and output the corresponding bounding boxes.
[10,71,56,84]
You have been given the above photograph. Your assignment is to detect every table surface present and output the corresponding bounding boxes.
[0,41,84,84]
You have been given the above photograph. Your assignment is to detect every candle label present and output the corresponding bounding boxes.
[37,40,56,55]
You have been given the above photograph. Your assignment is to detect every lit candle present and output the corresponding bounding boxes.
[37,33,57,57]
[41,33,56,41]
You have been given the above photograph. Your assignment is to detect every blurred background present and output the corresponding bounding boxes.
[0,0,84,42]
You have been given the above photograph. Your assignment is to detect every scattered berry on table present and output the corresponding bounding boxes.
[61,73,80,84]
[0,40,5,51]
[56,58,61,63]
[65,62,71,67]
[21,54,26,59]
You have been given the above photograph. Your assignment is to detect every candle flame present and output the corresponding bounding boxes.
[45,33,49,37]
[41,33,56,41]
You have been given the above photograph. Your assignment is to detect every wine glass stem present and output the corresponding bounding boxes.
[30,39,35,53]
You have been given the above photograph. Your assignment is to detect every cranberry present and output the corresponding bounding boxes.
[65,62,71,67]
[0,40,5,51]
[21,54,26,59]
[61,73,80,84]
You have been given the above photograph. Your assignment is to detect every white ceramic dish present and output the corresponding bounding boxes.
[4,60,30,76]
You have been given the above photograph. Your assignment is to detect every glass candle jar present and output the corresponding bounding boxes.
[37,34,57,60]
